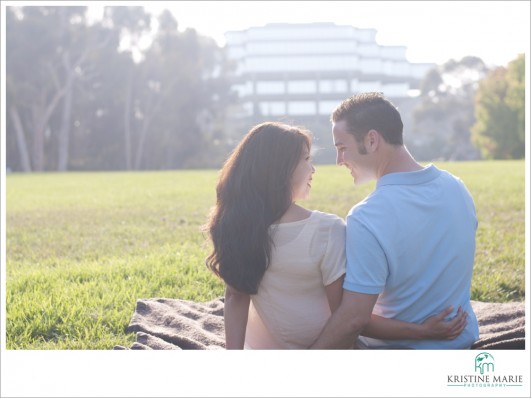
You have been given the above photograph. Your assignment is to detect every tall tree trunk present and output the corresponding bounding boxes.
[58,54,74,172]
[32,103,45,172]
[124,71,133,170]
[132,76,181,170]
[9,106,32,172]
[32,86,68,171]
[133,90,155,170]
[133,114,152,170]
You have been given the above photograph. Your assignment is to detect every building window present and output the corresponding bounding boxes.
[287,80,317,94]
[233,102,254,118]
[246,40,358,55]
[360,58,382,74]
[383,61,410,77]
[318,101,340,115]
[233,82,253,97]
[288,101,317,115]
[358,81,381,92]
[258,101,286,116]
[256,81,285,95]
[382,83,409,97]
[247,55,360,72]
[319,80,347,93]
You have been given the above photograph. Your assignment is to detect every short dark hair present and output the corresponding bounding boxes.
[331,92,403,145]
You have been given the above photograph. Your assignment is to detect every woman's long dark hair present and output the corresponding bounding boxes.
[205,122,311,294]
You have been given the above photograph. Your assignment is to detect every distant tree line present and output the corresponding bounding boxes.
[6,6,236,172]
[408,54,525,161]
[5,7,525,172]
[472,54,525,159]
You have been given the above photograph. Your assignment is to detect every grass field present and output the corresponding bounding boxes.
[5,160,526,349]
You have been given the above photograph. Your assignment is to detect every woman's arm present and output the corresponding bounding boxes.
[224,285,251,349]
[325,274,345,313]
[362,306,467,340]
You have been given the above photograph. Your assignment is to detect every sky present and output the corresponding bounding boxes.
[123,0,531,68]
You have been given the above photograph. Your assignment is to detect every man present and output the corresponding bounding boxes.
[311,92,479,349]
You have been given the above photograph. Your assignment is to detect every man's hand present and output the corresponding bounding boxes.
[420,306,467,340]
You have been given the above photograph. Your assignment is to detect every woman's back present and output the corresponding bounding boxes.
[245,211,345,349]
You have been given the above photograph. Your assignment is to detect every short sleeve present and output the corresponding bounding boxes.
[320,217,347,286]
[343,215,388,294]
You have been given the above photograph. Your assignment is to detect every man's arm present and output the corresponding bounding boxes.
[363,307,467,340]
[310,290,378,349]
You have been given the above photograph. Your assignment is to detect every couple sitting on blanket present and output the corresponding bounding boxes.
[205,92,479,349]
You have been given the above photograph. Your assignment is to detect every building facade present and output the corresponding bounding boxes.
[224,23,435,162]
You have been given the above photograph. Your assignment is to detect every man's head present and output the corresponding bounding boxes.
[331,92,404,146]
[331,92,404,185]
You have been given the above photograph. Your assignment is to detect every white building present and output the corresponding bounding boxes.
[224,23,435,162]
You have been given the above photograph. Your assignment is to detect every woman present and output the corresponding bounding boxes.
[205,122,465,349]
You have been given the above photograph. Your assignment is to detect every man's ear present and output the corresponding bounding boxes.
[365,129,379,153]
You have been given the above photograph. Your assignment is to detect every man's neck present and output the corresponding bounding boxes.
[377,145,423,179]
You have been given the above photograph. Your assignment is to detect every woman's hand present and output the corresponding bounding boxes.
[421,306,468,340]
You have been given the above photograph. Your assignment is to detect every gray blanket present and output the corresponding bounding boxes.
[114,298,525,350]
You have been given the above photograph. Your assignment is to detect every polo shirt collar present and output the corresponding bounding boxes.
[377,164,441,187]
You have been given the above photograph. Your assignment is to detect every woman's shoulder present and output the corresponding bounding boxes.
[275,204,312,224]
[307,211,346,248]
[311,210,346,228]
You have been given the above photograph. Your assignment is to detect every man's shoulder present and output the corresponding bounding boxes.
[433,166,468,186]
[347,190,389,217]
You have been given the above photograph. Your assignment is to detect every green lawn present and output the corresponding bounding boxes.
[5,160,526,349]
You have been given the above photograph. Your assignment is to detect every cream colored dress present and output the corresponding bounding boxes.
[244,211,346,349]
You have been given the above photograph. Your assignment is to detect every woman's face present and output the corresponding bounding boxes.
[291,144,315,202]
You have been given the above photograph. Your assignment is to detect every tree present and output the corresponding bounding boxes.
[409,56,488,161]
[6,6,114,171]
[6,6,77,171]
[55,9,115,171]
[127,10,235,170]
[471,54,525,159]
[6,6,235,172]
[101,6,152,170]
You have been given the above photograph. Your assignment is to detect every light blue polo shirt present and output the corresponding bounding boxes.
[344,164,479,349]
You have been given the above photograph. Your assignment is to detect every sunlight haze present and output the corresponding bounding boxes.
[132,0,530,67]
